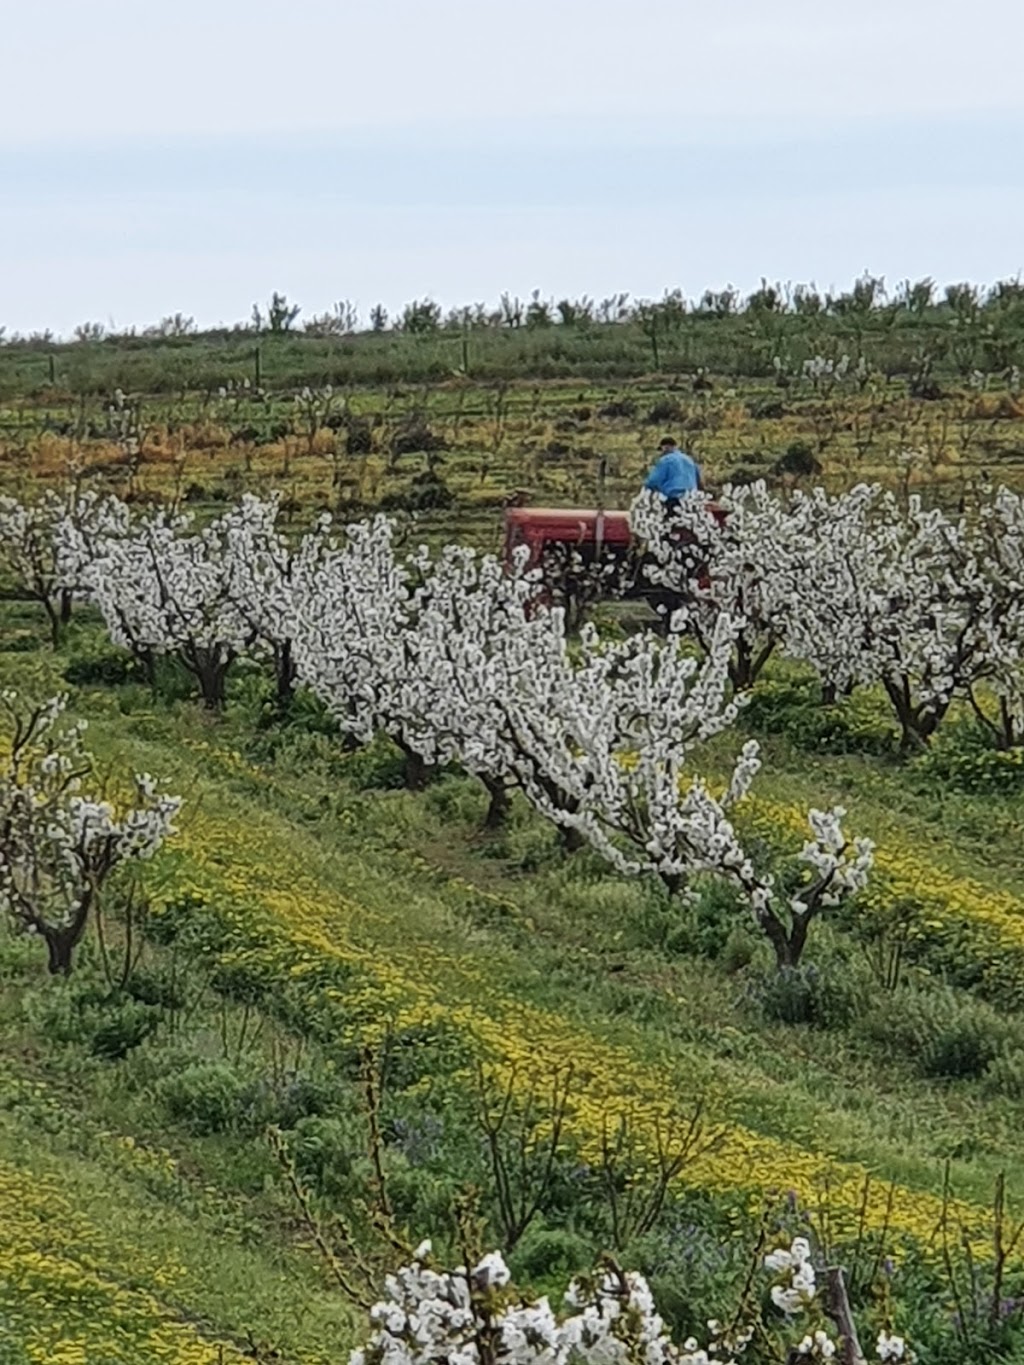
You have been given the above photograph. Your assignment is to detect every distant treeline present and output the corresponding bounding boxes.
[3,274,1024,396]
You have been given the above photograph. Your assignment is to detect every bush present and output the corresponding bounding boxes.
[287,1114,359,1200]
[88,997,161,1059]
[643,399,683,425]
[747,397,786,420]
[744,961,860,1030]
[772,440,821,477]
[379,472,455,512]
[742,677,897,756]
[27,980,160,1059]
[390,424,449,457]
[984,1047,1024,1099]
[343,734,410,790]
[911,721,1024,796]
[158,1059,254,1134]
[599,399,636,419]
[669,880,748,961]
[64,648,142,687]
[511,1225,592,1294]
[857,985,1011,1080]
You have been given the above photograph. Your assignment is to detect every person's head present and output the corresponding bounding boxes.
[659,436,679,453]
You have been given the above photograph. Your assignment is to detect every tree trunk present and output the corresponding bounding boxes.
[41,888,93,976]
[481,774,511,830]
[759,905,806,971]
[41,594,61,649]
[558,823,585,853]
[395,739,431,791]
[44,929,76,976]
[275,639,296,709]
[197,665,228,711]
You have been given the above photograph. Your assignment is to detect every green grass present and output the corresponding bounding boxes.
[5,591,1024,1356]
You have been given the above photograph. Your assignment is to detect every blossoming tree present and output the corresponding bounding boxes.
[0,691,181,974]
[349,1236,914,1365]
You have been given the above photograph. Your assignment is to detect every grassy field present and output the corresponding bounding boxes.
[5,314,1024,1360]
[3,585,1024,1360]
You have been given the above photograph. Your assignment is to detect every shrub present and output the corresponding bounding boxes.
[158,1059,254,1134]
[742,677,897,756]
[88,997,160,1059]
[344,416,373,454]
[287,1114,359,1200]
[379,472,455,512]
[747,397,786,420]
[857,985,1010,1080]
[599,399,636,419]
[343,734,410,790]
[911,721,1024,796]
[772,440,821,478]
[27,980,160,1059]
[744,961,860,1030]
[671,879,748,961]
[511,1225,592,1294]
[390,424,449,457]
[984,1047,1024,1099]
[63,648,141,687]
[643,399,683,424]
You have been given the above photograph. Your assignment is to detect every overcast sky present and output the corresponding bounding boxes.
[3,0,1022,336]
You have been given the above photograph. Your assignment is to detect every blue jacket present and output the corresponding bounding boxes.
[645,448,701,499]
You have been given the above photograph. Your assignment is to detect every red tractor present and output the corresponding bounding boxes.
[502,500,724,626]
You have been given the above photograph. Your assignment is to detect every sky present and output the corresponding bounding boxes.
[3,0,1023,336]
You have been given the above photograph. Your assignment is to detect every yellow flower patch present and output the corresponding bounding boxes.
[162,808,990,1256]
[0,1159,235,1364]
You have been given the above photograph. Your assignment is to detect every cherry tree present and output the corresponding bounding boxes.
[0,691,180,974]
[291,514,419,767]
[294,529,578,814]
[963,486,1024,748]
[62,503,258,709]
[631,485,807,690]
[499,615,873,968]
[0,489,121,647]
[216,492,323,706]
[350,1236,914,1365]
[783,487,985,748]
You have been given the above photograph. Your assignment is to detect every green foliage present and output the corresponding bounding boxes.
[772,439,821,477]
[509,1223,594,1296]
[742,676,898,755]
[63,646,142,687]
[287,1113,359,1200]
[379,471,455,512]
[157,1058,256,1135]
[857,985,1012,1080]
[743,960,861,1030]
[342,733,411,790]
[912,720,1024,795]
[26,979,161,1060]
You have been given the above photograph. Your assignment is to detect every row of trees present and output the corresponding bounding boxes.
[9,470,1024,962]
[634,482,1024,751]
[6,273,1024,349]
[0,487,873,971]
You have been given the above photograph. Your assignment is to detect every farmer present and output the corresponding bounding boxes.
[644,436,702,511]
